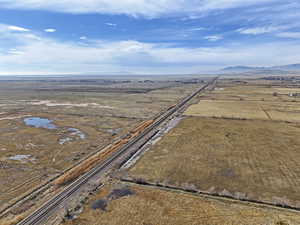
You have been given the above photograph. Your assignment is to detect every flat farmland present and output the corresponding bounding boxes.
[129,117,300,208]
[185,82,300,122]
[63,182,300,225]
[184,100,269,120]
[184,100,300,122]
[201,83,300,102]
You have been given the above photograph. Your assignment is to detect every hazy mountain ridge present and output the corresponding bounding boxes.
[222,64,300,73]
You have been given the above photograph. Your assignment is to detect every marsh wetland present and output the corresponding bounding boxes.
[0,76,203,207]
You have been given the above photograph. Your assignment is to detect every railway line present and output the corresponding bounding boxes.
[17,77,217,225]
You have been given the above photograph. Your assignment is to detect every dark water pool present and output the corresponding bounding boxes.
[24,117,57,129]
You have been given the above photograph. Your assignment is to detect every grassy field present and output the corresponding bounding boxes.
[0,77,201,205]
[185,81,300,122]
[129,117,300,208]
[0,114,137,204]
[200,81,300,102]
[63,182,300,225]
[3,77,300,225]
[185,100,269,120]
[184,100,300,122]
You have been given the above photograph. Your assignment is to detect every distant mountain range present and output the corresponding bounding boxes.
[222,64,300,73]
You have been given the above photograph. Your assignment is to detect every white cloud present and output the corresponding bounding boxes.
[190,27,205,31]
[237,26,285,35]
[105,23,116,26]
[277,32,300,39]
[1,28,300,75]
[44,28,56,33]
[204,35,223,41]
[79,36,87,40]
[24,33,42,40]
[7,25,30,32]
[0,0,278,17]
[8,49,25,55]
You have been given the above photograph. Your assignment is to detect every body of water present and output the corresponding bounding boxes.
[24,117,57,129]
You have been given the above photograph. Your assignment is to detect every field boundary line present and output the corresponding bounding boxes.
[121,178,300,213]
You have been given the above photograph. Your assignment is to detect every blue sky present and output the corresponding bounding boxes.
[0,0,299,75]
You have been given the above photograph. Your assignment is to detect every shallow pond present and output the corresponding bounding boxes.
[8,154,35,162]
[24,117,57,129]
[58,128,86,145]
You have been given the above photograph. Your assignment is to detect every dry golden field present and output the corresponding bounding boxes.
[0,114,137,205]
[63,79,300,225]
[0,78,201,206]
[185,81,300,122]
[64,182,300,225]
[184,100,300,122]
[129,117,300,208]
[200,82,300,102]
[185,100,269,120]
[3,77,300,225]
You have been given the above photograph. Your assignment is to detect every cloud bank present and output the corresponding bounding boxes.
[1,24,300,75]
[0,0,279,17]
[0,1,299,74]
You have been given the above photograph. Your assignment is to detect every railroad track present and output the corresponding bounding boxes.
[17,77,217,225]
